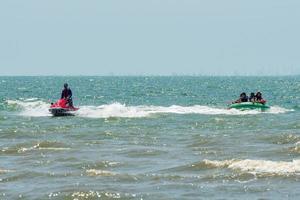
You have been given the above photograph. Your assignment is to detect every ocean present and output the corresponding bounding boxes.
[0,76,299,199]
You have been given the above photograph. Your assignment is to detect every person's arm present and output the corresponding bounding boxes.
[61,90,64,99]
[233,98,240,103]
[260,99,266,104]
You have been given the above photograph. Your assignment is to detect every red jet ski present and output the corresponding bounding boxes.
[49,99,79,116]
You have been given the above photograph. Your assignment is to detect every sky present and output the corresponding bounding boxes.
[0,0,300,76]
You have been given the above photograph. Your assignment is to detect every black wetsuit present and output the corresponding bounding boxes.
[61,88,73,107]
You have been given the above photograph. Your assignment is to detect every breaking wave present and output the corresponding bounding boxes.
[0,169,13,174]
[6,99,51,117]
[86,169,117,176]
[201,159,300,177]
[6,99,292,118]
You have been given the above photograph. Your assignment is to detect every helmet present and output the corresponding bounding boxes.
[64,83,68,88]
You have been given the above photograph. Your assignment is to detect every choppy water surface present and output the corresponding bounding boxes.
[0,76,299,199]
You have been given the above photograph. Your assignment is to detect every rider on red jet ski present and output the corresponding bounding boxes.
[61,83,73,107]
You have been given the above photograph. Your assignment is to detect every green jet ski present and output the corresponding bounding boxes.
[229,102,270,111]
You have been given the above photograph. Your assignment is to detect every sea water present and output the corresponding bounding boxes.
[0,76,299,199]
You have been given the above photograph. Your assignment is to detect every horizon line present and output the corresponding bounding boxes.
[0,74,300,77]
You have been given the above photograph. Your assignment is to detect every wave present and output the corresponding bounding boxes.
[200,159,300,177]
[0,169,13,174]
[6,99,292,118]
[6,99,51,117]
[1,141,70,155]
[67,191,128,199]
[86,169,117,176]
[288,140,300,154]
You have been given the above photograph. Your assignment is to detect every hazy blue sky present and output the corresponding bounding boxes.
[0,0,299,76]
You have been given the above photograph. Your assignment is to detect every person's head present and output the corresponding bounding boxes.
[64,83,68,89]
[240,92,246,98]
[250,92,255,97]
[256,92,262,98]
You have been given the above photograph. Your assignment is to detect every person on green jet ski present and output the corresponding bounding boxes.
[255,92,266,104]
[249,92,256,102]
[233,92,248,103]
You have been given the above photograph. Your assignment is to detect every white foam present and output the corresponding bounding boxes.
[7,99,51,117]
[76,103,292,118]
[24,98,39,102]
[86,169,116,176]
[6,99,292,118]
[15,142,71,153]
[0,169,13,173]
[268,106,292,114]
[203,159,300,176]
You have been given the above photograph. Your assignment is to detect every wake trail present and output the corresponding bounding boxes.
[6,99,293,118]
